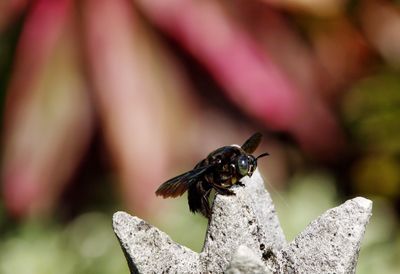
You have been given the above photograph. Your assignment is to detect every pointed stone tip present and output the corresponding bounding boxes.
[112,211,142,236]
[113,211,128,220]
[202,167,286,272]
[112,211,130,228]
[279,196,373,273]
[352,197,372,211]
[112,210,201,273]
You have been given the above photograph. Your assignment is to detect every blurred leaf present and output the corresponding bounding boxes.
[261,0,347,17]
[136,0,345,160]
[352,154,400,197]
[2,0,93,217]
[360,0,400,68]
[342,71,400,153]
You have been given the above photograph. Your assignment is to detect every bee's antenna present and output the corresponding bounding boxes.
[256,152,269,160]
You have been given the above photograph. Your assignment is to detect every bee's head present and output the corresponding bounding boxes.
[236,152,269,177]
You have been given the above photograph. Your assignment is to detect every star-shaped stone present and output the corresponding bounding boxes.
[113,169,372,273]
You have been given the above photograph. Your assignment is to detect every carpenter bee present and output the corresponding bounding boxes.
[155,133,269,219]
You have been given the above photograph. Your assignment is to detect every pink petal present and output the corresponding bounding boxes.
[82,0,195,216]
[135,0,345,159]
[2,0,93,217]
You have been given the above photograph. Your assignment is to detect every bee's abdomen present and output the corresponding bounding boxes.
[188,181,212,218]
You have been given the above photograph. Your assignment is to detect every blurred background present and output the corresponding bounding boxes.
[1,0,400,273]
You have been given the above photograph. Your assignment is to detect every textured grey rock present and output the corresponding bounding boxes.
[200,169,286,273]
[225,245,272,274]
[112,169,372,274]
[277,197,372,273]
[113,212,200,273]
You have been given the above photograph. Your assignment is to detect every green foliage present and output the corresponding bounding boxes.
[342,70,400,197]
[0,213,128,274]
[342,70,400,153]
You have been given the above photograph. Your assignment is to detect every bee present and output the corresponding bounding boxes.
[155,132,269,219]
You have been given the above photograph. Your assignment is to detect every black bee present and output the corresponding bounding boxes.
[155,133,269,218]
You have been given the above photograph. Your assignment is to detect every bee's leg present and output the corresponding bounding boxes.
[200,188,212,219]
[220,188,235,195]
[189,181,213,218]
[213,184,235,196]
[237,181,245,187]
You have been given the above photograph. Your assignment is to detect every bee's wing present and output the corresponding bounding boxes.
[241,132,262,153]
[155,165,213,198]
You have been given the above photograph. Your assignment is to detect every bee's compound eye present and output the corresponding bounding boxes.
[236,155,249,176]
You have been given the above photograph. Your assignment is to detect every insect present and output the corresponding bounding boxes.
[155,132,269,219]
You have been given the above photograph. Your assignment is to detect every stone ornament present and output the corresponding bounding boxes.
[113,169,372,273]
